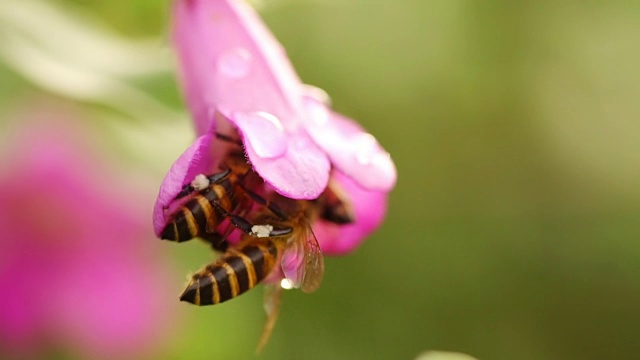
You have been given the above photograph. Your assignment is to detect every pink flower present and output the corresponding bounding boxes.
[0,106,174,359]
[154,0,396,255]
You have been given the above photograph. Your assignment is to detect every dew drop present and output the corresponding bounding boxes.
[280,278,294,290]
[217,48,252,78]
[303,85,332,106]
[233,111,286,159]
[303,97,330,126]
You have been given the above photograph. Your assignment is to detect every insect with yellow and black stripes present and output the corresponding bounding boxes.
[160,150,290,250]
[179,197,326,352]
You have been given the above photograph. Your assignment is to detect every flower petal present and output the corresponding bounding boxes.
[230,111,287,159]
[313,170,389,255]
[1,105,175,356]
[173,0,305,135]
[303,97,397,191]
[239,124,331,199]
[152,133,214,236]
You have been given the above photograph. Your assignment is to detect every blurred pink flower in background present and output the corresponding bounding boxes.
[154,0,396,255]
[0,104,174,359]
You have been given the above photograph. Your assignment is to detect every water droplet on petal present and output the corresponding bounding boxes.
[303,97,330,126]
[280,278,294,290]
[232,112,287,159]
[303,85,332,106]
[217,48,252,78]
[353,133,379,165]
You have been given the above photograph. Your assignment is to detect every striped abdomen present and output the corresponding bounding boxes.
[180,239,280,305]
[161,175,240,242]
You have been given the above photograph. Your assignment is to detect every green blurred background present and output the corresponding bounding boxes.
[1,0,639,359]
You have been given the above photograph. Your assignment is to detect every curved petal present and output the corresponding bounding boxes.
[230,111,287,159]
[51,249,168,357]
[303,97,397,192]
[152,133,214,237]
[172,0,305,135]
[313,170,389,255]
[241,126,330,199]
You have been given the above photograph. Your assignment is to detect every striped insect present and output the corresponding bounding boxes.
[160,152,288,250]
[179,200,325,351]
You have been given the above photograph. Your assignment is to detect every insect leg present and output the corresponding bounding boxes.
[238,184,288,221]
[199,232,229,252]
[212,202,292,237]
[256,284,283,354]
[174,169,232,200]
[174,185,196,200]
[206,169,231,184]
[215,132,243,146]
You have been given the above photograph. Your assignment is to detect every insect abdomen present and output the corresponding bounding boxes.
[161,179,237,242]
[180,239,279,305]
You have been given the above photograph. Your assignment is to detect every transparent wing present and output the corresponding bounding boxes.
[256,284,283,354]
[281,224,324,293]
